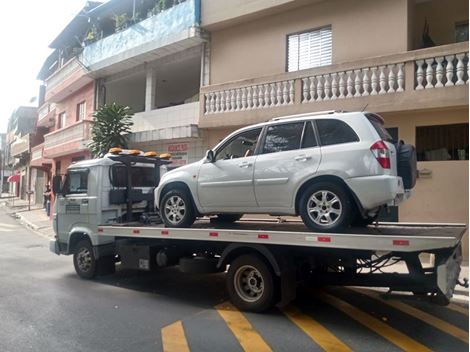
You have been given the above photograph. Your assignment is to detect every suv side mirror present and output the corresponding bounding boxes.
[52,175,62,195]
[205,149,215,163]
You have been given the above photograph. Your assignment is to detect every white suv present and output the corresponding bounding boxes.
[155,111,416,232]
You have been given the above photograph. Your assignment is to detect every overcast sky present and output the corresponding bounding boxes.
[0,0,91,132]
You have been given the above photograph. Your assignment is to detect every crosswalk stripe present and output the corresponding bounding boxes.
[215,302,272,352]
[351,288,469,344]
[161,320,190,352]
[282,305,352,352]
[447,303,469,316]
[315,290,432,352]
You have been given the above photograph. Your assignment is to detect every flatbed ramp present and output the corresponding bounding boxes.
[98,220,466,253]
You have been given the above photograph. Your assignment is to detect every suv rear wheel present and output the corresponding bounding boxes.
[160,189,196,228]
[299,181,352,232]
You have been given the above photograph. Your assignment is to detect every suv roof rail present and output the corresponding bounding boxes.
[271,110,346,121]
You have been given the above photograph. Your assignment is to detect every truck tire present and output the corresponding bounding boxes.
[214,214,243,223]
[396,142,417,189]
[227,254,276,312]
[299,182,352,232]
[160,189,196,228]
[73,240,97,279]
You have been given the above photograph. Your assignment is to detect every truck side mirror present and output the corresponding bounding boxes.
[205,149,215,163]
[52,175,62,195]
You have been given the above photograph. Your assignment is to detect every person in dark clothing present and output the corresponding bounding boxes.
[44,184,52,216]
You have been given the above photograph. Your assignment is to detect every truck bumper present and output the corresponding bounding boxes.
[345,175,405,210]
[49,239,60,255]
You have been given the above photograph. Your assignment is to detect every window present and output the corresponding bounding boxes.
[416,123,468,161]
[110,166,156,187]
[58,112,66,129]
[302,121,318,149]
[216,128,262,161]
[262,122,304,154]
[76,101,86,121]
[366,114,394,142]
[287,26,332,72]
[316,119,359,146]
[64,169,88,194]
[456,21,469,43]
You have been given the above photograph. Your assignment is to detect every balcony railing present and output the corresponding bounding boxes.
[200,42,468,125]
[37,103,56,128]
[44,120,92,157]
[80,0,201,71]
[46,58,87,93]
[10,134,30,157]
[31,144,44,161]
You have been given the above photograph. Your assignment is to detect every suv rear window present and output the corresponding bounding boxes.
[316,119,359,146]
[110,165,156,187]
[366,114,393,142]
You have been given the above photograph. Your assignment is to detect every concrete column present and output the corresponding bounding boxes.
[145,66,157,112]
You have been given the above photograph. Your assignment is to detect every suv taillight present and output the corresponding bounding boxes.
[370,140,391,169]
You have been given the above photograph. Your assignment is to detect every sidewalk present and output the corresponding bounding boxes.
[0,195,55,239]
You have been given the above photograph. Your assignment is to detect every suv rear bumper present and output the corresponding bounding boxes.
[345,175,405,210]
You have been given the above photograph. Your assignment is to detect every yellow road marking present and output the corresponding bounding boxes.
[161,320,190,352]
[215,302,271,352]
[282,305,352,352]
[447,303,469,316]
[315,291,432,352]
[351,288,469,344]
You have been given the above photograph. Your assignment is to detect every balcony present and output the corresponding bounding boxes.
[80,0,204,75]
[37,103,56,128]
[43,120,92,158]
[10,134,30,157]
[30,143,52,168]
[45,57,93,103]
[130,102,199,142]
[199,42,469,128]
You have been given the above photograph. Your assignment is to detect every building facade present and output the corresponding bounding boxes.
[198,0,469,259]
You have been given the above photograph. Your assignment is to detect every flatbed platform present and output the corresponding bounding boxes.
[98,219,466,253]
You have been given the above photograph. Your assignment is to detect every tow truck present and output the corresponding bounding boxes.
[50,149,467,312]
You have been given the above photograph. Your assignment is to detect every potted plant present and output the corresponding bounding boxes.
[114,13,130,32]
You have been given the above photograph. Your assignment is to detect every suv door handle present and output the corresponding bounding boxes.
[238,161,252,168]
[294,155,312,162]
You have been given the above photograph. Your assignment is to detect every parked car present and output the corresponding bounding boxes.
[155,111,417,232]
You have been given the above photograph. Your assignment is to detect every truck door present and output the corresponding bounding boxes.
[56,168,91,242]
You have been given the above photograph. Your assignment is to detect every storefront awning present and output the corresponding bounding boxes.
[7,174,20,183]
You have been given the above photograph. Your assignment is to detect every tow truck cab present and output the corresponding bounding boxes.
[51,152,170,255]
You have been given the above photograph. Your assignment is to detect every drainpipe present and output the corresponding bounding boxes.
[194,0,201,26]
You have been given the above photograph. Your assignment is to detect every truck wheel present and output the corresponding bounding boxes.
[73,240,97,279]
[227,254,276,312]
[160,189,195,228]
[299,182,352,232]
[214,214,243,223]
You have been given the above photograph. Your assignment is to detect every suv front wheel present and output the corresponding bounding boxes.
[299,181,352,232]
[160,189,196,228]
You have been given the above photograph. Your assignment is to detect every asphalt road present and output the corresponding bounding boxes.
[0,209,468,352]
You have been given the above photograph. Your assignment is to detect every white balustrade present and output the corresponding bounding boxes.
[415,52,468,89]
[204,80,295,114]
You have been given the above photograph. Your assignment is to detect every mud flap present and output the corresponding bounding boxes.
[435,244,462,303]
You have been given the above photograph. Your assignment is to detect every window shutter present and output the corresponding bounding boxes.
[287,26,332,72]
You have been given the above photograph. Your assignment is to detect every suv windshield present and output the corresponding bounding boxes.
[366,113,393,142]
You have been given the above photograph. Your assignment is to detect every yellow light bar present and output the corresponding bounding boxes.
[128,149,142,155]
[159,153,172,159]
[144,151,158,157]
[109,147,122,154]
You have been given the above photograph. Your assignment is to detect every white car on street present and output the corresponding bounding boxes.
[155,111,416,232]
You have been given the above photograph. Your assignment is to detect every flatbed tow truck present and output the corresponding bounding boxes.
[50,150,467,312]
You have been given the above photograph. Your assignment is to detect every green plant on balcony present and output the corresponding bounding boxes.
[83,25,100,45]
[89,103,134,157]
[114,13,131,32]
[147,0,180,18]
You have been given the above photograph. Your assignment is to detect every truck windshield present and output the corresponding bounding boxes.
[63,168,89,194]
[110,165,156,187]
